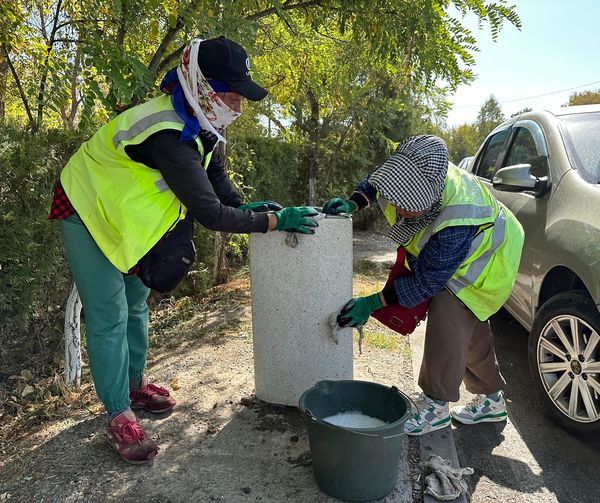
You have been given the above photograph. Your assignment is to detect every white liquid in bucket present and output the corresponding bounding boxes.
[322,410,389,429]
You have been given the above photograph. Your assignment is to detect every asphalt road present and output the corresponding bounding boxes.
[453,309,600,503]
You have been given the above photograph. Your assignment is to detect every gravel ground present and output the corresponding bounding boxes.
[0,231,421,503]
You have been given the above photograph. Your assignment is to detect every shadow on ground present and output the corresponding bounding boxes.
[453,309,600,502]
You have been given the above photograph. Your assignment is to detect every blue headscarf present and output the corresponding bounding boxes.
[160,68,200,143]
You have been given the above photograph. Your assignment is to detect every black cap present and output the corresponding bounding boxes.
[198,36,268,101]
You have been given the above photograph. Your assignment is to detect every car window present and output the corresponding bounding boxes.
[505,127,549,178]
[474,129,510,180]
[558,112,600,184]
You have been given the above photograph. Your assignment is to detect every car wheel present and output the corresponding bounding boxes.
[528,290,600,434]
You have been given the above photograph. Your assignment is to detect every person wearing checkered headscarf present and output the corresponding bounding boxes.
[323,134,524,437]
[368,135,449,245]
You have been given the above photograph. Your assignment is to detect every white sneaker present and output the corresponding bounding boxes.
[404,393,451,436]
[450,392,507,425]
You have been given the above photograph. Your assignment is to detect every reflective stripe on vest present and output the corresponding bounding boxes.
[447,208,507,294]
[112,110,182,149]
[61,94,212,272]
[414,204,494,253]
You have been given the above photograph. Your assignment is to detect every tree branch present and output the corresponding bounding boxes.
[1,44,35,128]
[246,0,324,21]
[36,0,64,129]
[262,109,288,133]
[115,0,128,48]
[148,0,202,74]
[318,115,356,198]
[55,18,110,31]
[155,43,185,75]
[65,34,83,128]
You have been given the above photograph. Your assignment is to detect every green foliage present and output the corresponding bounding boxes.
[0,0,522,373]
[476,94,504,141]
[232,134,303,206]
[443,122,480,164]
[0,123,87,368]
[566,89,600,106]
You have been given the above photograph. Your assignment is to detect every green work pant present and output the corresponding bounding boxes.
[61,214,150,413]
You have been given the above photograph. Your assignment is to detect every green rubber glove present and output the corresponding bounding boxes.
[239,200,283,212]
[322,197,357,215]
[337,293,383,327]
[274,206,319,234]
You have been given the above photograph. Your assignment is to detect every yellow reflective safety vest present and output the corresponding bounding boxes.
[378,163,524,321]
[61,94,212,272]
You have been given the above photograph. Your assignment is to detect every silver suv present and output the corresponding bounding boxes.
[469,104,600,434]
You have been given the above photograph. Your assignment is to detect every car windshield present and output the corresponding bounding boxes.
[558,112,600,184]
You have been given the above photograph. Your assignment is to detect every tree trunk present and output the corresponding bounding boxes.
[212,130,231,286]
[36,0,64,130]
[306,89,320,205]
[213,231,232,286]
[0,50,7,123]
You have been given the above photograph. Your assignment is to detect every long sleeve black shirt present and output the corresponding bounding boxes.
[125,130,269,233]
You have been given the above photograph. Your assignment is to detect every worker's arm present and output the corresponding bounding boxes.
[322,177,376,215]
[388,225,478,307]
[126,130,269,233]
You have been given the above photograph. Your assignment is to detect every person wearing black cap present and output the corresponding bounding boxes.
[322,135,524,437]
[49,36,317,464]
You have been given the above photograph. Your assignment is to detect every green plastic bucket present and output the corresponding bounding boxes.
[298,380,412,502]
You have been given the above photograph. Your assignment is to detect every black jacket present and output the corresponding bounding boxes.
[125,129,268,233]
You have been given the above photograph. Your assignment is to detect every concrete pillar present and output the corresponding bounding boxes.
[249,217,353,406]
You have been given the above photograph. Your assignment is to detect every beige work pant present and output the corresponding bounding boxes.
[418,290,506,402]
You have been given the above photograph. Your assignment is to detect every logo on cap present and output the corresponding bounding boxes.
[245,58,250,76]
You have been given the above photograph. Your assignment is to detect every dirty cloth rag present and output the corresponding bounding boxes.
[421,454,473,501]
[328,313,364,354]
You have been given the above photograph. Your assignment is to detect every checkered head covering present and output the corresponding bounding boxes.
[369,135,449,245]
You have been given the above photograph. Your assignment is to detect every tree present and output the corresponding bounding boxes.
[476,94,504,142]
[2,1,521,130]
[566,89,600,106]
[443,123,479,164]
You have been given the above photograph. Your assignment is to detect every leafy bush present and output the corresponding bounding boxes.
[0,124,87,371]
[232,135,303,206]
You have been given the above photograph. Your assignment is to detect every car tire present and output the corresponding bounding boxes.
[528,290,600,434]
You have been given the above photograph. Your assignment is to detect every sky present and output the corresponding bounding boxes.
[446,0,600,126]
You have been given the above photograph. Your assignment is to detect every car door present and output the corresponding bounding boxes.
[471,121,551,328]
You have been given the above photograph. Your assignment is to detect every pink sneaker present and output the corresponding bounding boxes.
[129,380,176,414]
[106,411,158,464]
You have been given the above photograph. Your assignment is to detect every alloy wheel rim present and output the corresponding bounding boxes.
[537,314,600,423]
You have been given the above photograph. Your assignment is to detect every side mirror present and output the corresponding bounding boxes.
[493,164,549,197]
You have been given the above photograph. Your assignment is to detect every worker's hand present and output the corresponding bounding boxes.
[322,198,357,215]
[239,200,283,212]
[273,206,319,234]
[337,293,383,327]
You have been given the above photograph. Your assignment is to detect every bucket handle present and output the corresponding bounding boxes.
[390,386,420,415]
[304,386,417,440]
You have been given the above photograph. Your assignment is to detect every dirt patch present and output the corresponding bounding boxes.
[0,232,419,503]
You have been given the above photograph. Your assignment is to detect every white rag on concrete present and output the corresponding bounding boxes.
[421,454,473,501]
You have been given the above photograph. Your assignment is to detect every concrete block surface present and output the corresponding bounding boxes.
[249,217,354,406]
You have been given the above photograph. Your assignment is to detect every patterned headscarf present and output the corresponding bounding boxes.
[369,135,449,245]
[161,38,241,144]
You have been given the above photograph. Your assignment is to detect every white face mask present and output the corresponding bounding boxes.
[177,38,242,143]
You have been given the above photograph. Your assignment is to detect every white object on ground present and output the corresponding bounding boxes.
[421,454,474,501]
[323,410,389,428]
[64,282,83,388]
[250,217,353,406]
